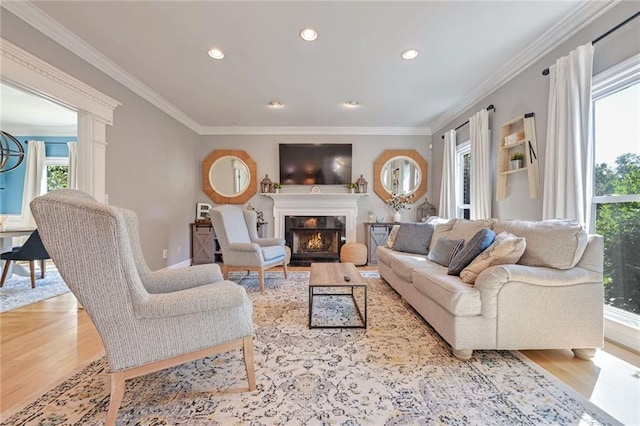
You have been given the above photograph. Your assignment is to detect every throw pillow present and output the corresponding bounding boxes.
[427,237,464,267]
[392,223,434,255]
[460,231,526,284]
[448,227,496,276]
[386,225,400,248]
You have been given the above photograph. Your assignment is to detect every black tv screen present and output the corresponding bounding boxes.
[279,144,352,185]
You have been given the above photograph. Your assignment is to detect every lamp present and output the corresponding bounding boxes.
[0,131,25,173]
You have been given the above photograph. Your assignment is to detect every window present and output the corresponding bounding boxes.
[591,54,640,350]
[42,156,69,193]
[456,141,471,219]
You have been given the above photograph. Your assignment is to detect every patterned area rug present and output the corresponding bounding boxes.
[0,266,69,313]
[4,271,620,425]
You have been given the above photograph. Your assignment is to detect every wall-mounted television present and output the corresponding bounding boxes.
[279,144,352,185]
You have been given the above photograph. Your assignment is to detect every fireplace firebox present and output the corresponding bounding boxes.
[285,216,346,266]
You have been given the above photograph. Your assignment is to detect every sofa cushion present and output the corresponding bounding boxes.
[427,237,464,267]
[448,227,496,275]
[261,245,285,261]
[493,219,588,270]
[412,269,481,316]
[389,253,431,282]
[386,225,400,248]
[460,231,526,284]
[429,218,457,249]
[392,223,434,255]
[447,218,497,243]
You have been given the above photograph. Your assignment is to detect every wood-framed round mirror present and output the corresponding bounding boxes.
[374,149,427,202]
[203,149,257,204]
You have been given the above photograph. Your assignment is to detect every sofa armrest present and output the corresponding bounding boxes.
[228,242,261,252]
[135,280,250,319]
[142,263,224,294]
[253,237,285,247]
[475,264,603,318]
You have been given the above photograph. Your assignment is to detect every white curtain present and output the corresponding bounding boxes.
[67,141,78,189]
[542,43,594,225]
[439,129,457,218]
[469,109,491,219]
[21,140,46,228]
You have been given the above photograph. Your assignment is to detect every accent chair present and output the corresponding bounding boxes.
[0,229,50,288]
[30,189,256,425]
[210,205,288,292]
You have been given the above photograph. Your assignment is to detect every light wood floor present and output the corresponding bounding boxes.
[1,266,639,424]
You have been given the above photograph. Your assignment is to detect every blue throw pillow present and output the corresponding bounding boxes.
[448,227,496,276]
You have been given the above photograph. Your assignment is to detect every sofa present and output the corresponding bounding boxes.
[376,217,604,360]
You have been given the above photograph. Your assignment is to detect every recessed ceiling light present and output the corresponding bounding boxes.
[208,48,224,59]
[401,49,419,60]
[300,28,318,41]
[345,100,359,108]
[268,101,283,108]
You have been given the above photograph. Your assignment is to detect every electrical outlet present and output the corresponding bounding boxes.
[177,246,182,254]
[162,249,168,259]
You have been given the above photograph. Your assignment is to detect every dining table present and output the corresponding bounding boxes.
[0,226,36,278]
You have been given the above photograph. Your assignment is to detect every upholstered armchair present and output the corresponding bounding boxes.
[30,189,255,425]
[210,205,288,292]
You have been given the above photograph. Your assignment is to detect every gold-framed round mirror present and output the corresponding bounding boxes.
[374,149,427,202]
[203,149,257,204]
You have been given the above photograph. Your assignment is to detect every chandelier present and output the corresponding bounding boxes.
[0,131,25,173]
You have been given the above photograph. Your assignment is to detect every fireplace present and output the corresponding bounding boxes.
[285,216,346,265]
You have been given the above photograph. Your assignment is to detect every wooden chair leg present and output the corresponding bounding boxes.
[106,371,125,426]
[0,260,11,287]
[243,336,256,391]
[258,269,264,293]
[40,259,46,278]
[282,261,288,279]
[29,260,36,288]
[222,264,229,280]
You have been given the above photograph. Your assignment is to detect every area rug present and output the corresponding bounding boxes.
[0,266,69,313]
[3,271,620,425]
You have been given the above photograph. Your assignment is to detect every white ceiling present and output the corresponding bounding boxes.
[3,1,609,135]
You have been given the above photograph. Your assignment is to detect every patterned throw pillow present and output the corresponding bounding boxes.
[392,223,434,255]
[427,237,465,267]
[448,227,496,276]
[386,225,400,248]
[460,231,526,284]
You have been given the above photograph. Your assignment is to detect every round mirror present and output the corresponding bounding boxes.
[203,150,257,204]
[209,156,250,197]
[374,149,428,203]
[380,156,421,195]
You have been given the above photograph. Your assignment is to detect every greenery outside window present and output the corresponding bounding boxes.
[43,156,69,193]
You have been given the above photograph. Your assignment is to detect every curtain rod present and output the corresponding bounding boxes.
[542,11,640,76]
[24,140,75,145]
[441,104,495,139]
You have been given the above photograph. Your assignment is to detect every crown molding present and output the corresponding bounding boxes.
[2,1,202,134]
[199,126,432,136]
[429,0,619,134]
[2,125,77,137]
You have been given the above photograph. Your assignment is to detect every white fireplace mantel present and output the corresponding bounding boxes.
[262,192,368,242]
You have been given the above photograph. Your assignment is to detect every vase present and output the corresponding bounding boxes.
[392,211,401,222]
[368,214,375,223]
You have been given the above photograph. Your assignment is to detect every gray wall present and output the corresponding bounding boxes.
[432,1,640,220]
[199,135,432,243]
[1,10,201,270]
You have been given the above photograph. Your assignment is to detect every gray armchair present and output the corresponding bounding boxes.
[30,189,255,425]
[210,205,288,292]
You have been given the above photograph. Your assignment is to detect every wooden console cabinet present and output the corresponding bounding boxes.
[365,222,395,265]
[190,223,221,264]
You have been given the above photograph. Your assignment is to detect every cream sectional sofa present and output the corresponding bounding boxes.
[377,218,604,360]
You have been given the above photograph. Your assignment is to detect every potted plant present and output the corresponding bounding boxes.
[346,182,357,193]
[510,152,524,170]
[272,182,282,193]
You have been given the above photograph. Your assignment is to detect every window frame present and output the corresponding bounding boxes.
[456,140,471,219]
[42,155,70,194]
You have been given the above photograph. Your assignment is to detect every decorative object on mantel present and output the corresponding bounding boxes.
[272,182,282,193]
[355,174,368,193]
[346,182,357,193]
[310,185,320,193]
[417,198,437,222]
[386,192,414,222]
[0,130,25,173]
[260,174,273,193]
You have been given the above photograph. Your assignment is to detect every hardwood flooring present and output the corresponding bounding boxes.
[1,266,639,424]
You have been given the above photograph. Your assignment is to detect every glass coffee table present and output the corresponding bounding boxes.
[308,262,367,329]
